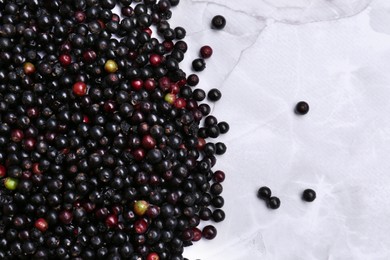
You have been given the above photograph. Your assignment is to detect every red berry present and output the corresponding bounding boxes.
[83,115,90,123]
[142,135,156,149]
[192,227,202,241]
[149,54,162,67]
[147,252,160,260]
[131,79,144,91]
[170,83,180,94]
[132,148,145,161]
[177,79,187,87]
[105,214,118,228]
[73,82,87,96]
[174,98,186,109]
[197,138,206,150]
[202,225,217,240]
[35,218,49,232]
[59,54,72,66]
[200,45,213,58]
[143,27,152,36]
[82,50,97,63]
[134,218,148,234]
[0,165,6,178]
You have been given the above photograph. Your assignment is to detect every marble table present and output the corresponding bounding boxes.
[168,0,390,259]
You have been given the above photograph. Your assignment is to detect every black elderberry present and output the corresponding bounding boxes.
[211,15,226,29]
[302,189,316,202]
[257,186,272,200]
[192,58,206,72]
[295,101,309,115]
[207,88,222,101]
[268,197,281,210]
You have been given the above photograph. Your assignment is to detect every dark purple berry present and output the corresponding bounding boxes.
[295,101,309,115]
[211,15,226,29]
[268,197,281,210]
[257,186,272,200]
[302,189,316,202]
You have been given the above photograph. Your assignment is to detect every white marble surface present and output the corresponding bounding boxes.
[166,0,390,259]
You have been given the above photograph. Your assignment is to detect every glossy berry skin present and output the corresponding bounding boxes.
[200,46,213,59]
[0,0,230,257]
[147,252,160,260]
[192,228,202,241]
[302,189,316,202]
[149,54,162,67]
[134,219,148,234]
[34,218,48,232]
[213,170,225,183]
[23,62,36,75]
[295,101,309,115]
[212,209,225,223]
[59,54,72,66]
[104,60,118,73]
[73,82,87,96]
[192,58,206,72]
[202,225,217,240]
[211,15,226,29]
[4,177,18,190]
[134,200,149,216]
[207,88,222,101]
[257,186,271,200]
[105,215,118,228]
[164,93,176,104]
[268,197,281,210]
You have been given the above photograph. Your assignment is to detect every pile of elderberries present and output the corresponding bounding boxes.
[0,1,228,259]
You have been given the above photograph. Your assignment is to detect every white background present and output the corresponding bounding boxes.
[165,0,390,259]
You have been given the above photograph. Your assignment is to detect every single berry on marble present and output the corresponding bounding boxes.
[268,196,281,210]
[207,88,222,101]
[192,58,206,72]
[211,15,226,29]
[302,189,316,202]
[295,101,309,115]
[257,186,272,200]
[202,225,217,240]
[200,45,213,59]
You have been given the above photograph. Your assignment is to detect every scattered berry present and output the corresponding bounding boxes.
[211,15,226,29]
[257,186,272,200]
[268,196,281,210]
[302,189,316,202]
[192,58,206,71]
[200,45,213,58]
[295,101,309,115]
[202,225,217,240]
[208,88,222,101]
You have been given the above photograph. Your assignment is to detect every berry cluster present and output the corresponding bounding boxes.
[0,1,228,259]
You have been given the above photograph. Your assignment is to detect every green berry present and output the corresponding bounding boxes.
[4,177,18,190]
[134,200,149,216]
